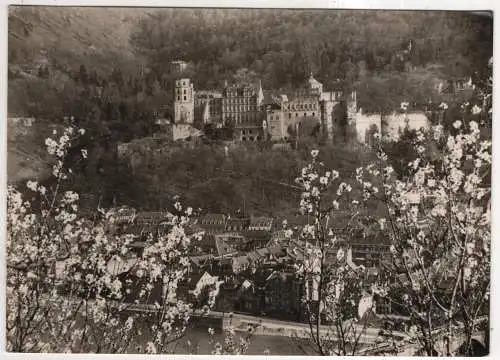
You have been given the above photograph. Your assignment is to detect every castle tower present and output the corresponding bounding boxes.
[174,78,194,124]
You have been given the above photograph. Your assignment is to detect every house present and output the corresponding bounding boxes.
[242,230,272,251]
[214,236,239,258]
[215,234,247,252]
[178,270,223,306]
[119,222,171,242]
[108,206,137,224]
[225,217,250,233]
[268,229,291,246]
[349,233,391,268]
[248,216,274,231]
[192,233,216,254]
[261,270,304,320]
[199,213,227,235]
[134,211,174,226]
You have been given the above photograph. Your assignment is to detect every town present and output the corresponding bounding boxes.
[105,206,391,322]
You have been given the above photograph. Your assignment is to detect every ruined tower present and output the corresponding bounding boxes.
[174,78,195,124]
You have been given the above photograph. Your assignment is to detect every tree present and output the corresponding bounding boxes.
[6,127,223,353]
[356,94,491,355]
[233,68,258,85]
[79,64,88,84]
[282,150,378,355]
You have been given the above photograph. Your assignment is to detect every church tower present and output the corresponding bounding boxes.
[174,78,195,124]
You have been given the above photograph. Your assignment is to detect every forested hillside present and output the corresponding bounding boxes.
[7,7,493,214]
[8,6,142,72]
[131,9,493,111]
[9,8,493,117]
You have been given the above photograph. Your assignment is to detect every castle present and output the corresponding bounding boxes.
[172,69,432,144]
[173,72,358,142]
[264,74,357,142]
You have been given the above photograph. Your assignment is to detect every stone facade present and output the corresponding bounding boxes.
[354,109,431,144]
[174,74,359,142]
[222,83,264,141]
[265,74,356,142]
[174,78,195,124]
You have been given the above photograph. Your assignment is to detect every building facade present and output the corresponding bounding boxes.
[265,74,357,142]
[194,90,223,127]
[221,83,264,141]
[173,73,360,142]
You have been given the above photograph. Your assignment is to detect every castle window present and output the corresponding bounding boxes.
[313,112,315,116]
[304,113,307,117]
[184,96,187,101]
[289,113,292,119]
[295,113,298,117]
[177,96,180,101]
[184,90,187,94]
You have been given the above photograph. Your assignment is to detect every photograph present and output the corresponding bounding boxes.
[6,6,493,356]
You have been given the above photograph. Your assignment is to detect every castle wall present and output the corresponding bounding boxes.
[353,111,431,144]
[267,109,285,141]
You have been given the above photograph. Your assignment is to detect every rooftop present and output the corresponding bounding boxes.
[249,216,274,228]
[200,213,227,226]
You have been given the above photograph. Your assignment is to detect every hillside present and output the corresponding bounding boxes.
[8,6,148,73]
[7,119,58,184]
[6,7,493,214]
